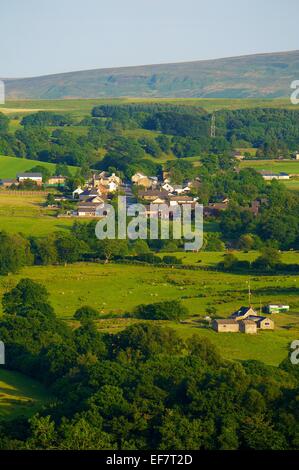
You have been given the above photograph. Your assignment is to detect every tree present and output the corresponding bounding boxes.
[0,113,9,134]
[2,278,53,317]
[0,232,33,275]
[134,300,188,321]
[74,306,99,321]
[55,234,87,263]
[95,239,128,263]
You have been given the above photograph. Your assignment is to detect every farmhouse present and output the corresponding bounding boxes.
[247,315,275,330]
[230,306,257,321]
[212,319,240,333]
[239,319,257,334]
[17,172,43,185]
[266,304,289,314]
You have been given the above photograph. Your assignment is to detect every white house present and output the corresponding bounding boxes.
[17,172,43,185]
[72,186,84,199]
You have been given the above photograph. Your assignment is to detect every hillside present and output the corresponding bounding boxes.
[0,155,77,178]
[3,50,299,100]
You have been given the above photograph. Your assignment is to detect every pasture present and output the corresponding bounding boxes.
[0,192,75,235]
[0,262,298,366]
[0,155,77,178]
[240,159,299,175]
[0,97,295,119]
[0,369,52,420]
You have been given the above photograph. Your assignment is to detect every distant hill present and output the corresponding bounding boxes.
[2,50,299,100]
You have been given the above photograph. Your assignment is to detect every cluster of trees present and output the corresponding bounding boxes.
[0,279,298,450]
[219,180,299,250]
[218,247,299,273]
[216,108,299,153]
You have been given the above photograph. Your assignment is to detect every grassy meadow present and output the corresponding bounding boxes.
[0,262,298,366]
[0,369,52,420]
[0,155,77,178]
[0,192,75,235]
[240,159,299,175]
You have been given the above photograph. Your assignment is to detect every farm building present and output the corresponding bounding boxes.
[247,315,275,330]
[47,175,66,185]
[265,304,290,314]
[17,172,43,185]
[0,178,18,188]
[258,170,290,181]
[239,319,257,334]
[212,319,239,333]
[76,203,99,217]
[230,306,257,321]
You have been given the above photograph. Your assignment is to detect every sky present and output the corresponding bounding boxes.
[1,0,298,78]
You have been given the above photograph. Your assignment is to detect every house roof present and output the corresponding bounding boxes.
[17,172,42,178]
[231,306,257,319]
[214,319,238,325]
[240,319,257,325]
[139,189,169,197]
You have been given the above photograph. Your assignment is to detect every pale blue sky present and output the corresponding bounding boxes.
[1,0,298,77]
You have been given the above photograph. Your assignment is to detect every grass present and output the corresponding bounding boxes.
[159,250,299,266]
[0,193,76,235]
[0,369,52,420]
[0,262,298,366]
[0,192,66,233]
[0,98,295,119]
[0,155,77,178]
[240,159,299,175]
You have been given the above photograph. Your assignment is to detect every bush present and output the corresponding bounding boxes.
[162,256,182,265]
[74,306,99,321]
[134,300,188,321]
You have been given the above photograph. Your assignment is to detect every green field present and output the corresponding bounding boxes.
[0,155,77,179]
[240,159,299,175]
[0,262,298,366]
[0,193,76,235]
[0,369,52,420]
[0,97,295,119]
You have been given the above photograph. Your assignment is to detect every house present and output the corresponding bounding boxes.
[131,173,157,189]
[204,198,229,216]
[247,315,275,330]
[265,304,290,314]
[294,153,299,160]
[168,195,196,205]
[138,189,169,202]
[0,178,18,188]
[91,173,121,192]
[172,185,191,195]
[234,151,245,161]
[76,202,103,217]
[258,170,290,181]
[162,182,174,193]
[72,186,84,199]
[79,188,102,201]
[47,175,66,186]
[239,319,257,334]
[17,172,43,185]
[212,319,240,333]
[230,306,257,321]
[151,197,169,205]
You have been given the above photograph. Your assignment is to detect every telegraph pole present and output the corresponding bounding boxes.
[210,114,216,138]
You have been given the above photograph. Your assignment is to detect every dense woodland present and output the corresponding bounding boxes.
[0,278,298,450]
